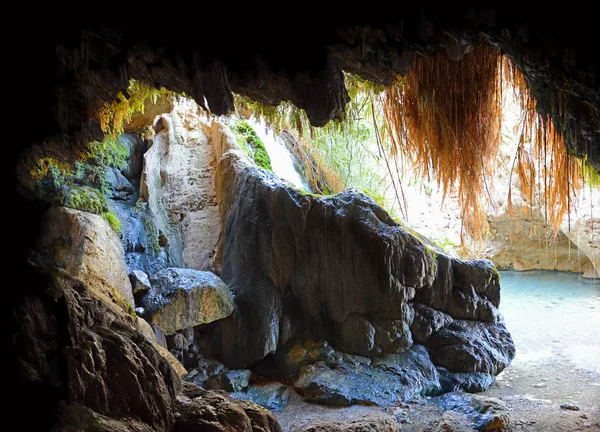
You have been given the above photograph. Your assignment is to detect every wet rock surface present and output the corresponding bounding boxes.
[272,341,441,407]
[426,320,515,375]
[231,382,292,412]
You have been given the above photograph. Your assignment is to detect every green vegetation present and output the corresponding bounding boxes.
[65,186,108,214]
[99,79,178,137]
[579,158,600,188]
[229,119,273,171]
[101,212,122,234]
[432,237,458,252]
[86,136,130,170]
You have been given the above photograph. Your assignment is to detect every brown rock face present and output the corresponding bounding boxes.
[13,258,283,431]
[486,209,594,274]
[174,382,282,432]
[37,206,135,309]
[15,263,179,430]
[293,416,398,432]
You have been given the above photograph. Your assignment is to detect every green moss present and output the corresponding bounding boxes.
[229,119,273,171]
[488,266,501,285]
[361,188,387,208]
[86,136,130,170]
[432,237,458,252]
[101,212,121,235]
[65,186,108,214]
[112,288,137,320]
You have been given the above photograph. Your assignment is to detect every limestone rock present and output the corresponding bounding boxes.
[142,108,222,272]
[38,206,135,309]
[175,381,282,432]
[426,320,515,375]
[54,404,151,432]
[208,149,513,371]
[425,410,475,432]
[123,94,174,134]
[143,268,234,335]
[135,317,155,343]
[105,167,134,199]
[437,369,495,393]
[414,256,501,323]
[487,208,594,274]
[293,416,398,432]
[337,313,376,357]
[184,356,227,388]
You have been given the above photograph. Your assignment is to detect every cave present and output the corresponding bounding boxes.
[10,7,600,432]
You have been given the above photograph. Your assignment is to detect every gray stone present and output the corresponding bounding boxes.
[230,382,290,412]
[225,369,252,392]
[292,344,442,406]
[143,268,234,335]
[426,320,515,375]
[337,313,376,357]
[105,166,135,199]
[560,403,580,411]
[184,356,227,388]
[294,416,398,432]
[14,263,179,430]
[208,149,513,371]
[438,368,496,393]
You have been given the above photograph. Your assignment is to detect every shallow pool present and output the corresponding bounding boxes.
[500,270,600,373]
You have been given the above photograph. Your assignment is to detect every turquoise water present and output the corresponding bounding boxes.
[499,270,600,374]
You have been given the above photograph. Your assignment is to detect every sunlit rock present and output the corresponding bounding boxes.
[142,268,234,335]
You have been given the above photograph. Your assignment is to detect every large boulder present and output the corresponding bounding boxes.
[207,148,514,372]
[142,268,234,335]
[37,206,135,310]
